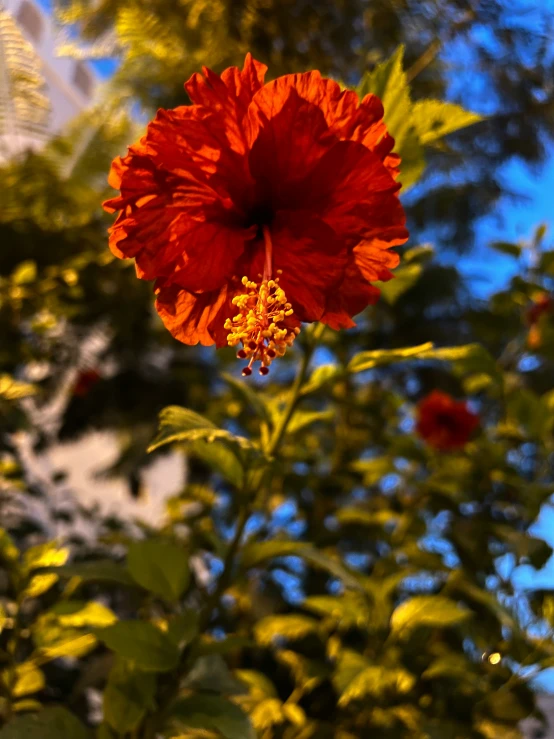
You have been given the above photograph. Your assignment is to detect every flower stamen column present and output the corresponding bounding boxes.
[225,225,300,376]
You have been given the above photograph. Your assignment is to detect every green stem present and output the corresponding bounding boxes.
[265,332,318,457]
[142,327,321,738]
[201,328,319,622]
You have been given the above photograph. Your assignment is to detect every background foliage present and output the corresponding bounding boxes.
[1,1,554,737]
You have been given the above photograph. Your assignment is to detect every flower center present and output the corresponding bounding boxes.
[225,226,300,376]
[246,203,274,240]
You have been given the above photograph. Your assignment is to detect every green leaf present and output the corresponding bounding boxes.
[412,100,483,145]
[347,341,498,378]
[198,635,254,657]
[358,46,424,189]
[103,659,156,734]
[300,364,343,396]
[486,691,532,722]
[347,342,434,373]
[421,343,500,380]
[377,264,422,305]
[332,650,371,694]
[507,388,551,439]
[187,438,246,488]
[490,241,522,258]
[168,694,255,739]
[52,560,136,586]
[303,593,370,629]
[335,508,398,530]
[446,571,515,629]
[403,244,434,264]
[0,707,89,739]
[221,372,272,425]
[351,457,395,485]
[166,610,199,650]
[127,538,189,602]
[184,655,248,695]
[391,595,471,636]
[254,615,319,646]
[422,654,477,682]
[11,260,37,285]
[539,249,554,275]
[96,621,179,672]
[148,405,255,453]
[240,541,361,590]
[286,409,334,435]
[0,529,19,564]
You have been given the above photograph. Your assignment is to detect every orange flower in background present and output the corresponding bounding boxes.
[416,391,479,451]
[526,293,553,349]
[104,54,408,375]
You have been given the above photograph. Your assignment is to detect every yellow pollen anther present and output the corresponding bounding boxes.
[226,275,298,376]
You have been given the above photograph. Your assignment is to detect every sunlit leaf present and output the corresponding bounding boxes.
[235,670,278,700]
[357,46,424,189]
[148,406,256,453]
[0,375,37,401]
[412,99,483,145]
[377,264,422,305]
[10,663,45,698]
[338,665,415,705]
[303,593,370,629]
[391,595,471,636]
[347,343,434,373]
[254,615,319,646]
[286,409,334,435]
[300,364,343,396]
[11,260,37,285]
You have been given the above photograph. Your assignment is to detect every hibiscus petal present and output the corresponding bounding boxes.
[269,211,346,323]
[247,87,336,210]
[321,258,381,331]
[251,72,397,166]
[104,117,250,290]
[298,139,408,249]
[155,283,233,346]
[185,53,267,156]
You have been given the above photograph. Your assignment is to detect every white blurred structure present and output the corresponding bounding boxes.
[0,0,96,156]
[522,695,554,739]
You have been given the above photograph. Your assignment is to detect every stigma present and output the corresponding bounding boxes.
[225,274,300,376]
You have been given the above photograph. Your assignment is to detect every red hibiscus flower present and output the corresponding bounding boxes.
[104,54,408,375]
[73,369,101,397]
[416,391,479,451]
